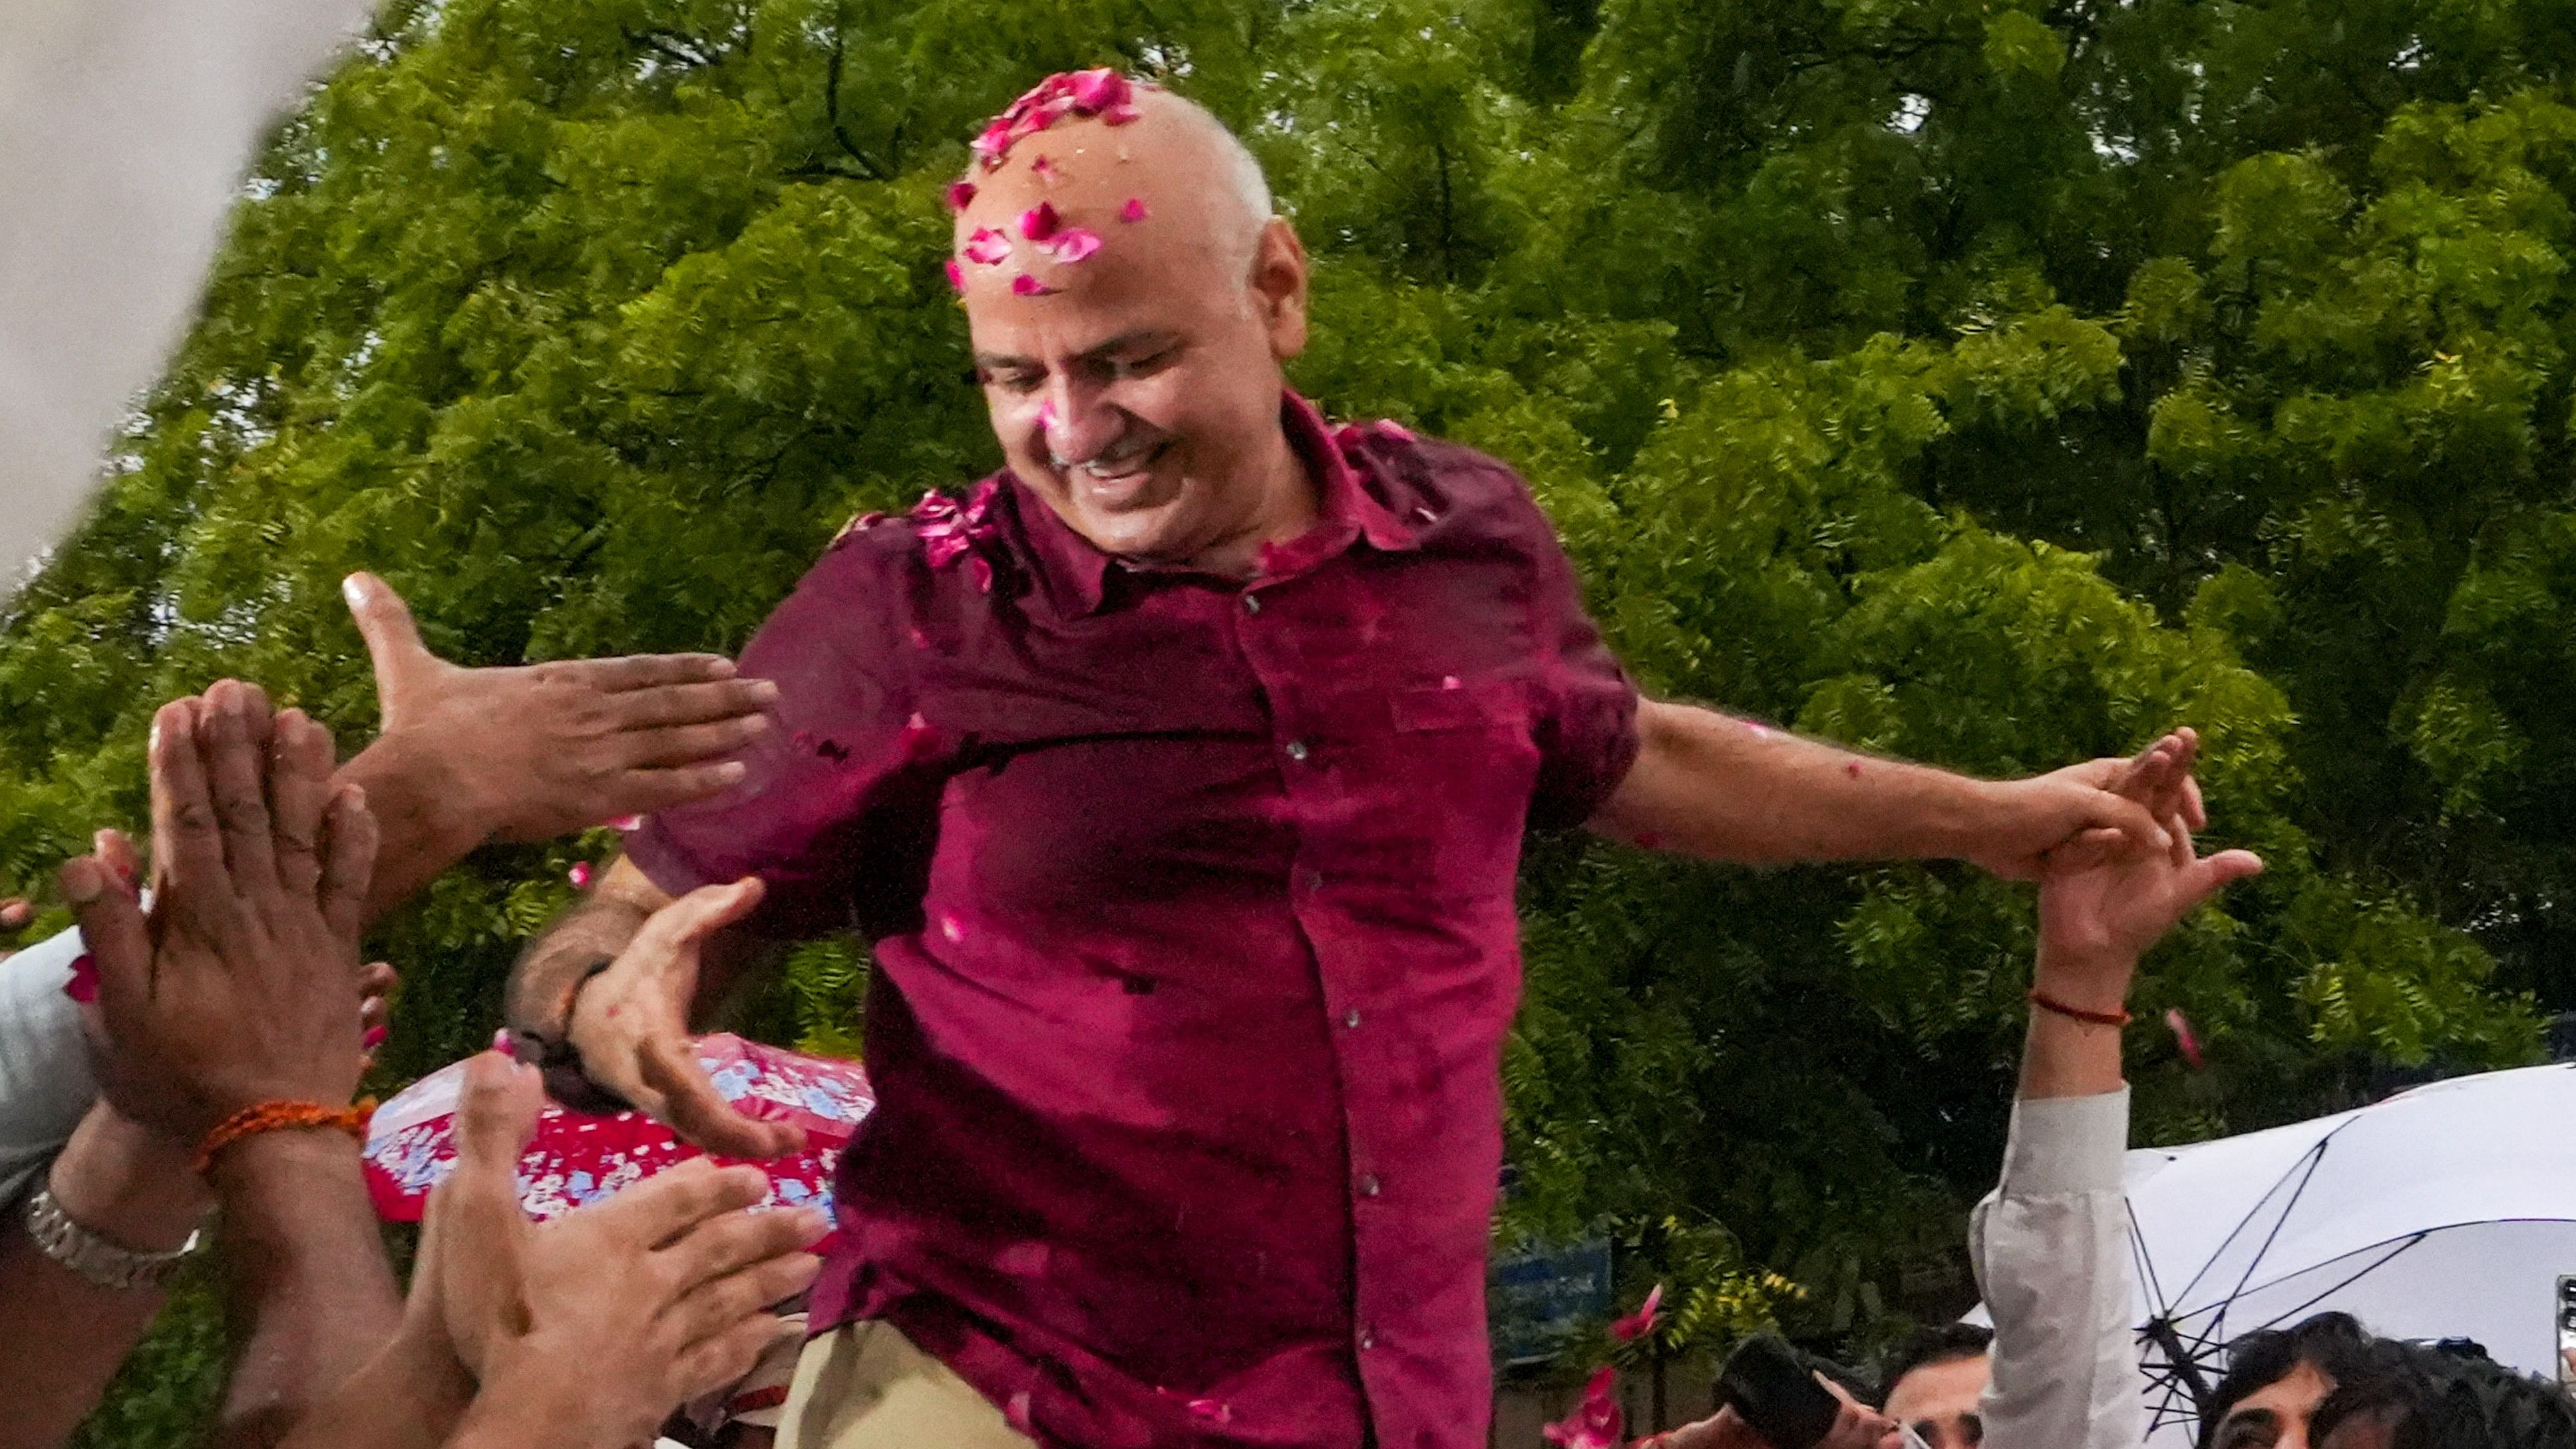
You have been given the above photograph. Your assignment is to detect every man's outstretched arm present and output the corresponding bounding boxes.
[1590,698,2191,879]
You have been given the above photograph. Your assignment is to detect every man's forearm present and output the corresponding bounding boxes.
[504,879,656,1036]
[0,1106,206,1449]
[2019,946,2135,1101]
[208,1132,402,1449]
[272,1317,472,1449]
[1592,700,1990,863]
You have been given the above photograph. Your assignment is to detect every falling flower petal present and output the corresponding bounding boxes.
[1119,196,1149,222]
[606,813,643,833]
[1005,1391,1035,1434]
[1019,201,1062,242]
[491,1028,516,1053]
[1541,1366,1624,1449]
[62,952,98,1004]
[945,179,978,212]
[964,227,1014,265]
[569,861,594,889]
[1608,1283,1664,1343]
[1012,274,1057,296]
[945,258,966,293]
[2167,1007,2207,1070]
[1042,228,1103,264]
[363,1024,390,1051]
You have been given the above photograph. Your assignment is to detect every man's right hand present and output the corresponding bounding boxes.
[343,571,777,845]
[562,877,806,1158]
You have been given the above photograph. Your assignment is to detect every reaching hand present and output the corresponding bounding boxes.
[564,877,805,1157]
[62,682,377,1146]
[344,571,777,843]
[1652,1377,1899,1449]
[2035,729,2262,1006]
[1964,735,2201,881]
[412,1054,823,1449]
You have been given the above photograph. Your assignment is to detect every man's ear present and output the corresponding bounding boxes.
[1248,217,1309,359]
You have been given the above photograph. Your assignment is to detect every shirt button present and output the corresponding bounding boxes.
[1344,1008,1362,1029]
[1243,593,1262,614]
[1358,1173,1381,1197]
[1284,740,1309,762]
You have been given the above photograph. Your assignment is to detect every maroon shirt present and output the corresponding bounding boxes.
[630,393,1638,1449]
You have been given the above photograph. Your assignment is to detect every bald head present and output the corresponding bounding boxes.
[950,77,1275,295]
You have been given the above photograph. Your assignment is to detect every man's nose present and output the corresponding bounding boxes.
[1039,379,1121,465]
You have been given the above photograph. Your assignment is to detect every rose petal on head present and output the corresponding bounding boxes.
[1065,68,1131,113]
[1018,201,1062,242]
[1119,196,1149,223]
[1042,228,1102,264]
[1103,101,1143,126]
[1030,154,1059,184]
[971,119,1015,169]
[944,258,966,293]
[945,180,977,212]
[1012,273,1057,296]
[964,227,1014,265]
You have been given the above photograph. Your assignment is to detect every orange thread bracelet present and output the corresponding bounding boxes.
[2028,989,2131,1027]
[194,1098,377,1176]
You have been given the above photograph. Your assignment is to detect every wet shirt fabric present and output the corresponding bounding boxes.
[629,393,1640,1449]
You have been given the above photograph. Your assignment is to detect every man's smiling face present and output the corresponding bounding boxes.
[952,87,1310,572]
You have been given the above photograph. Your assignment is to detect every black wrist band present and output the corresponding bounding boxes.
[510,959,635,1116]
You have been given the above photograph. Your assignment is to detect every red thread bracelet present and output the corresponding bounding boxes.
[194,1098,377,1176]
[2028,989,2131,1027]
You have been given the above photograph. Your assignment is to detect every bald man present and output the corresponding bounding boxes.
[504,73,2192,1449]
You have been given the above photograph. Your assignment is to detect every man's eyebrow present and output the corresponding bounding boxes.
[973,330,1177,373]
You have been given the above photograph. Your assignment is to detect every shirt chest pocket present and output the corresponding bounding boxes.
[1323,680,1544,902]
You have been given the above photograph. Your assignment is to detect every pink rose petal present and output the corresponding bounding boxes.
[1375,418,1417,441]
[1035,397,1059,432]
[1031,154,1059,184]
[1012,274,1057,296]
[1119,196,1149,223]
[1041,228,1102,264]
[1541,1366,1623,1449]
[492,1028,516,1053]
[363,1024,390,1051]
[1103,102,1142,126]
[1019,201,1062,242]
[1065,68,1131,113]
[1608,1283,1664,1343]
[605,813,643,833]
[568,861,594,889]
[944,258,965,293]
[964,227,1013,265]
[2167,1007,2207,1070]
[945,180,977,212]
[63,952,97,1004]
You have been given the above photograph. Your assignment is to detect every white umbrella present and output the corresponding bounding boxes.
[2115,1064,2576,1443]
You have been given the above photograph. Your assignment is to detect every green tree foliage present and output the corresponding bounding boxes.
[11,0,2576,1434]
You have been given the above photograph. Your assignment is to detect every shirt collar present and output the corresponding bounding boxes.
[1010,390,1420,619]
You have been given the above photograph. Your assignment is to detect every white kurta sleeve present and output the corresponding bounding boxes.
[1969,1088,2145,1449]
[0,927,103,1209]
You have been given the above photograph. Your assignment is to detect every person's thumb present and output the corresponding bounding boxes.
[62,851,152,1029]
[343,572,433,712]
[2184,849,2266,905]
[454,1051,544,1171]
[669,877,767,945]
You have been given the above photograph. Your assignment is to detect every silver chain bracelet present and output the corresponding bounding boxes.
[19,1183,200,1293]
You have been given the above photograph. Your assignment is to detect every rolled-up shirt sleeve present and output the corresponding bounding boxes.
[626,524,944,940]
[1969,1088,2145,1449]
[0,927,101,1209]
[1516,503,1640,831]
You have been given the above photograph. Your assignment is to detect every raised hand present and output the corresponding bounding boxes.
[343,571,775,843]
[2036,730,2262,1000]
[413,1054,823,1449]
[564,877,805,1157]
[1963,733,2203,882]
[62,682,377,1147]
